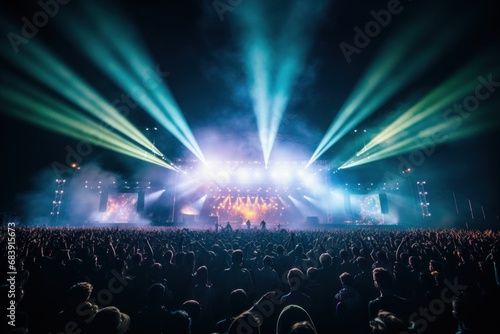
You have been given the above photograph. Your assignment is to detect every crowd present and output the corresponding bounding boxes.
[1,226,500,334]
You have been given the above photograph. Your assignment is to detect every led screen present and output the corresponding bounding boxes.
[102,193,138,223]
[350,194,385,225]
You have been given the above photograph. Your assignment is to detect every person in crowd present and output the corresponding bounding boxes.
[316,253,339,296]
[130,283,170,334]
[192,265,213,323]
[214,289,248,333]
[334,272,365,333]
[354,256,379,305]
[88,306,130,334]
[169,310,192,334]
[254,255,282,297]
[276,305,317,334]
[289,322,318,334]
[368,268,415,325]
[369,310,416,334]
[334,272,362,313]
[217,249,254,316]
[181,300,203,334]
[280,268,312,311]
[52,282,99,334]
[338,249,360,276]
[227,311,261,334]
[5,226,500,334]
[303,266,329,330]
[372,251,393,274]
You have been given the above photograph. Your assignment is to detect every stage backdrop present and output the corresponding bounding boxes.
[101,193,139,223]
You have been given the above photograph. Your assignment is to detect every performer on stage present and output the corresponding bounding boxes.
[260,220,266,230]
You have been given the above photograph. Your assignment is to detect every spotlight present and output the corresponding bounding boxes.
[308,14,465,167]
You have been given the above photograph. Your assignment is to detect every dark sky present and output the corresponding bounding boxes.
[1,0,500,217]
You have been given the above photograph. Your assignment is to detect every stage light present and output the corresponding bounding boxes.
[59,2,206,164]
[237,1,328,166]
[0,36,176,169]
[360,54,498,154]
[0,42,164,159]
[0,88,175,170]
[307,13,466,167]
[180,194,208,215]
[238,169,248,181]
[341,53,500,169]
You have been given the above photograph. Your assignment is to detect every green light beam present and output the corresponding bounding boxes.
[307,14,465,167]
[61,25,200,161]
[358,53,500,155]
[86,6,206,164]
[0,40,163,158]
[340,55,500,169]
[0,88,175,170]
[239,1,328,166]
[61,3,206,164]
[341,109,497,169]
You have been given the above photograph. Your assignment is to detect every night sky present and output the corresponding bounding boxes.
[1,0,500,220]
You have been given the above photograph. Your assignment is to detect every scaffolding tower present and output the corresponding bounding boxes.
[416,181,431,218]
[51,179,66,219]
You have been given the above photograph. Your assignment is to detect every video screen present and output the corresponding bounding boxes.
[350,194,385,225]
[102,193,138,223]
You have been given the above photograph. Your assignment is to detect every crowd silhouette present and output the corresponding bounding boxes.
[1,226,500,333]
